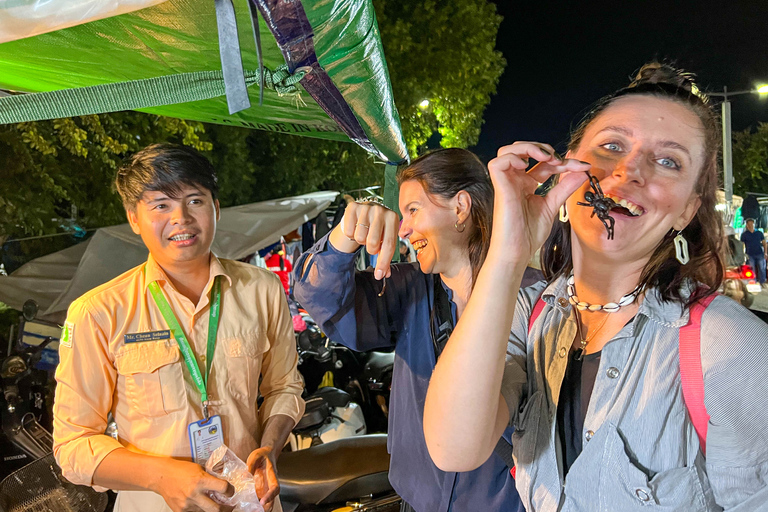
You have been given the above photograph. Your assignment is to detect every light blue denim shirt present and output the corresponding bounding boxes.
[502,277,768,512]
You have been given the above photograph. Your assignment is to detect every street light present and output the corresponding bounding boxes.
[709,85,768,212]
[419,99,430,109]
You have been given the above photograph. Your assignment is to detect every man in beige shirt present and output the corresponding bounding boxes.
[53,143,305,512]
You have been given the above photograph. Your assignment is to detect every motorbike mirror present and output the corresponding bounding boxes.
[22,299,39,322]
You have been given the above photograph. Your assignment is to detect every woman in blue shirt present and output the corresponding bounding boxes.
[293,148,548,512]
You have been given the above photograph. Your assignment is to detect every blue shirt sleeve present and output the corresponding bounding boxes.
[293,233,424,352]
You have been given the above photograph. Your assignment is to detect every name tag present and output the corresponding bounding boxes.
[123,330,171,343]
[188,415,224,464]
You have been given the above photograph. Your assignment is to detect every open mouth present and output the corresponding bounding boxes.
[412,239,428,253]
[604,193,644,217]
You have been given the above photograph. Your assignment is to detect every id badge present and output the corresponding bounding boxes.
[188,415,224,464]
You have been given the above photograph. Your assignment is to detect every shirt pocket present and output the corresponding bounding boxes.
[115,341,187,416]
[224,332,270,402]
[597,423,708,511]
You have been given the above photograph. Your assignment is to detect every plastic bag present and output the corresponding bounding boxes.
[0,0,168,44]
[205,444,266,512]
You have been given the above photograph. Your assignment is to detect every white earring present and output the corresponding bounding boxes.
[559,204,569,223]
[674,231,689,265]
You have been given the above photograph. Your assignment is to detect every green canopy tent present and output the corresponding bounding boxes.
[0,0,409,205]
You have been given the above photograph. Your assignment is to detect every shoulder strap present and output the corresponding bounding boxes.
[679,293,717,456]
[431,275,454,359]
[528,296,547,334]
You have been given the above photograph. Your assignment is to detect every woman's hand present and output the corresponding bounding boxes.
[487,142,590,265]
[328,201,400,280]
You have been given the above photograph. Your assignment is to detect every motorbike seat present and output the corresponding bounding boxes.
[293,387,353,432]
[279,434,391,505]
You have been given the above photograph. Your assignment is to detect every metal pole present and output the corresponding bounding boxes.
[721,89,733,211]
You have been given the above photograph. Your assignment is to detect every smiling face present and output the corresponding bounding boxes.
[566,95,705,262]
[398,180,471,275]
[126,184,220,272]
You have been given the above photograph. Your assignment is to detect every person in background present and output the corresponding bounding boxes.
[293,148,527,512]
[741,217,767,287]
[265,244,293,295]
[423,63,768,511]
[53,143,304,512]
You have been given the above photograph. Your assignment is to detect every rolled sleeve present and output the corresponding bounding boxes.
[259,274,305,427]
[53,300,123,490]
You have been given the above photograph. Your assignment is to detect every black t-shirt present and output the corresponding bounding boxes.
[557,349,602,476]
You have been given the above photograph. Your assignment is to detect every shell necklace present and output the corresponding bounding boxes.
[566,273,640,313]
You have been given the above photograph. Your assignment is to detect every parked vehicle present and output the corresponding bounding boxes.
[0,300,106,512]
[722,264,760,308]
[295,310,393,435]
[280,434,400,512]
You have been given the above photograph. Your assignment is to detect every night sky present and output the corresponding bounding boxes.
[472,0,768,162]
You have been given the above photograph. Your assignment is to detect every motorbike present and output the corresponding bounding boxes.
[294,311,393,436]
[283,312,401,510]
[0,300,107,512]
[280,434,401,512]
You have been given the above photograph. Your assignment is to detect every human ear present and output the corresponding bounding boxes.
[215,199,221,222]
[455,191,472,225]
[126,209,141,235]
[673,193,701,231]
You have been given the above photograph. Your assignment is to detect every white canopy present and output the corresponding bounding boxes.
[0,191,337,322]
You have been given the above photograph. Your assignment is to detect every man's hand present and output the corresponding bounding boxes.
[247,446,279,512]
[150,458,230,512]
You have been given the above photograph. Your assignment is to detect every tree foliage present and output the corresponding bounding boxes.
[1,0,505,250]
[732,122,768,197]
[375,0,505,154]
[0,113,210,240]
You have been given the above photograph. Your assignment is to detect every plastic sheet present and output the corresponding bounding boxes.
[0,0,168,44]
[0,0,408,163]
[205,445,266,512]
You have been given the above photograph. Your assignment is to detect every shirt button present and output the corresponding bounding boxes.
[559,347,567,358]
[557,297,568,308]
[635,488,651,502]
[606,367,620,379]
[585,430,594,442]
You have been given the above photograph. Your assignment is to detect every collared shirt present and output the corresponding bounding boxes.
[53,254,304,511]
[294,234,524,512]
[501,277,768,512]
[741,230,765,257]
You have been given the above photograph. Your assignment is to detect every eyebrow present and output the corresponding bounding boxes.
[401,200,420,211]
[596,125,691,158]
[144,190,204,205]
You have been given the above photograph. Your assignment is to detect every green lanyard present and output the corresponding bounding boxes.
[148,274,221,419]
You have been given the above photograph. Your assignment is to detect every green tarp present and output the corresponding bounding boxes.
[0,0,408,163]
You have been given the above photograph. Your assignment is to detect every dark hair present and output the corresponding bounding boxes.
[541,62,725,309]
[397,148,493,288]
[115,143,218,211]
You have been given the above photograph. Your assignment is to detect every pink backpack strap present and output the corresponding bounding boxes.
[679,293,717,455]
[528,297,547,334]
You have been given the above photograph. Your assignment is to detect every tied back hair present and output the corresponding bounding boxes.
[397,148,493,289]
[541,62,725,309]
